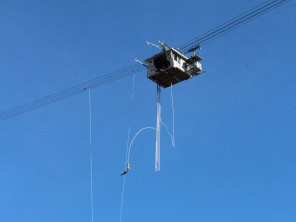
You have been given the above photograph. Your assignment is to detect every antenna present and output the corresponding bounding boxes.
[146,41,161,49]
[134,58,147,68]
[158,41,171,51]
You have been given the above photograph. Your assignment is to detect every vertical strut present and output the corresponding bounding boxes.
[155,84,161,171]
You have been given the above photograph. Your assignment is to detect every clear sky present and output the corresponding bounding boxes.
[1,0,296,221]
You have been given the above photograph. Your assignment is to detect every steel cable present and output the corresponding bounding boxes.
[179,0,289,52]
[0,65,144,121]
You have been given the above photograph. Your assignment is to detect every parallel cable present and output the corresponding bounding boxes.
[180,0,289,52]
[196,0,289,47]
[199,0,290,47]
[180,0,288,51]
[0,66,142,121]
[179,0,275,50]
[0,64,143,122]
[0,65,142,120]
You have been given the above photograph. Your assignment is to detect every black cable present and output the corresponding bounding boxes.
[0,65,144,121]
[178,0,277,50]
[193,0,289,47]
[196,0,290,47]
[180,0,289,53]
[0,64,141,119]
[1,64,139,117]
[180,0,286,51]
[0,67,144,121]
[182,0,288,52]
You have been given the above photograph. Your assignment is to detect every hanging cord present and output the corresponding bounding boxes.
[160,121,174,146]
[155,84,161,171]
[127,126,156,164]
[160,83,175,147]
[124,128,131,168]
[120,72,136,222]
[125,72,136,165]
[171,83,175,147]
[119,127,131,222]
[90,152,94,222]
[88,88,94,222]
[119,173,126,222]
[125,84,175,171]
[88,88,92,144]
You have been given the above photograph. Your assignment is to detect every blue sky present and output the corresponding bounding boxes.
[0,0,296,221]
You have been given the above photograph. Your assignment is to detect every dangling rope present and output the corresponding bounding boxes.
[88,88,94,222]
[160,120,174,145]
[119,81,175,220]
[125,72,136,165]
[90,152,94,222]
[119,126,130,222]
[160,83,175,147]
[119,173,126,222]
[124,128,131,168]
[155,84,161,171]
[131,72,136,104]
[127,126,156,164]
[170,83,175,147]
[125,83,175,173]
[125,84,169,171]
[88,88,92,144]
[120,72,135,222]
